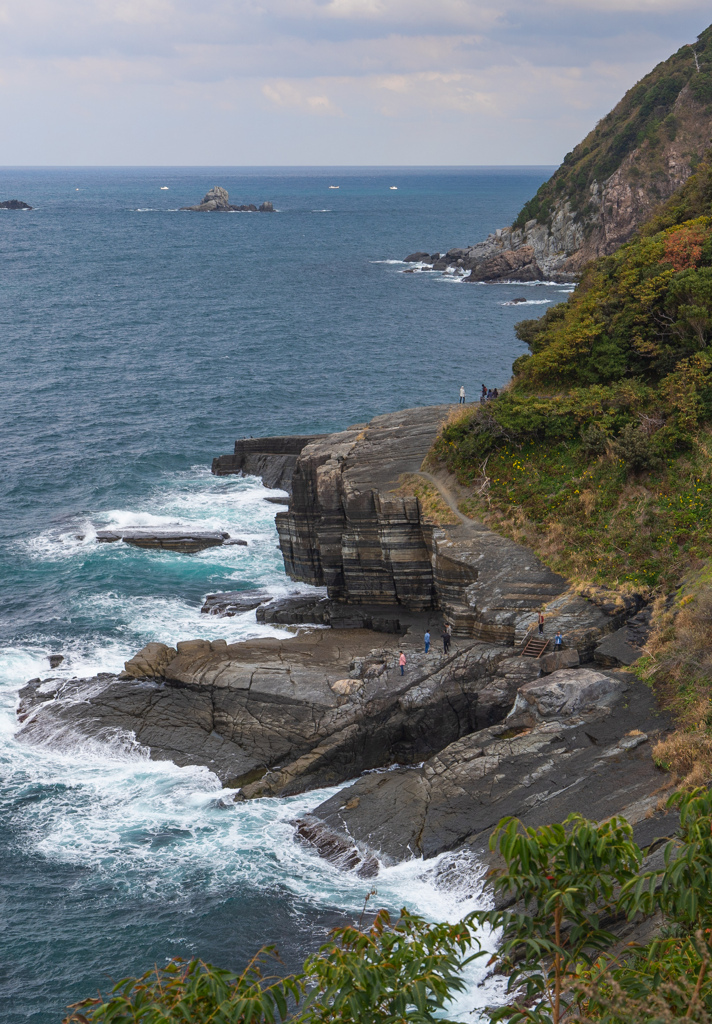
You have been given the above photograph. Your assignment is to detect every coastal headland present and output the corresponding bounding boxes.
[17,403,675,878]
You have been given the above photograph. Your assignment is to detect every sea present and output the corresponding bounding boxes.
[0,166,568,1023]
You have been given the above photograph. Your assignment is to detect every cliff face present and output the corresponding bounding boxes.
[421,27,712,281]
[212,434,325,491]
[274,406,629,649]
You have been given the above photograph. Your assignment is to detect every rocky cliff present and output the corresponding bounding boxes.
[409,26,712,281]
[272,406,633,650]
[212,434,325,491]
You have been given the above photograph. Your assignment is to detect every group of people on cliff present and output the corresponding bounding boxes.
[457,384,499,404]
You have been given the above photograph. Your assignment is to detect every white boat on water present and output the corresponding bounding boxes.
[329,185,339,189]
[390,186,398,190]
[160,186,169,190]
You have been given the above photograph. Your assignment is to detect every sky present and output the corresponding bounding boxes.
[0,0,711,165]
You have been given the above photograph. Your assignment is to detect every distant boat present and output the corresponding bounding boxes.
[390,186,398,190]
[160,186,169,190]
[328,185,339,189]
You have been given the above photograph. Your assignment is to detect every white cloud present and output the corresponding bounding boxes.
[0,0,709,161]
[262,80,343,115]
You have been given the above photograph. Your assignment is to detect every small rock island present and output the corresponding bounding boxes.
[180,186,274,213]
[0,199,32,210]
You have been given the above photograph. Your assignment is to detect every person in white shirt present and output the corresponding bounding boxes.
[459,385,466,404]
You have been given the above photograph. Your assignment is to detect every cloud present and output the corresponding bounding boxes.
[262,80,343,115]
[0,0,710,162]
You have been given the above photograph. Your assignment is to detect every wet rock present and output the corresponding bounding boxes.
[48,654,64,669]
[201,590,275,616]
[259,202,274,212]
[96,529,233,553]
[0,199,32,210]
[256,593,331,625]
[404,252,430,262]
[212,435,326,491]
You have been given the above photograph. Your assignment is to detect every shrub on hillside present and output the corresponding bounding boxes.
[613,423,659,474]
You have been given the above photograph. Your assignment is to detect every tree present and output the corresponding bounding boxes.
[469,814,642,1024]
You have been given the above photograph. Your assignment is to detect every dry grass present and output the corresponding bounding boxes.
[641,570,712,787]
[393,475,460,527]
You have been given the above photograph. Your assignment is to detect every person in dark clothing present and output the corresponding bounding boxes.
[442,627,451,654]
[486,389,493,401]
[538,610,545,635]
[481,384,487,402]
[493,387,499,399]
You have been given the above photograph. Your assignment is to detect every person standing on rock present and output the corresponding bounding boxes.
[424,630,431,654]
[459,385,465,405]
[554,631,563,650]
[538,610,545,636]
[399,651,406,675]
[442,627,451,654]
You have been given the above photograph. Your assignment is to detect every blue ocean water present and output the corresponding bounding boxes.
[0,167,561,1022]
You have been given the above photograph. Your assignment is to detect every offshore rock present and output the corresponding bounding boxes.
[15,634,540,793]
[96,528,234,553]
[296,669,670,870]
[180,187,275,213]
[0,199,32,210]
[200,589,276,616]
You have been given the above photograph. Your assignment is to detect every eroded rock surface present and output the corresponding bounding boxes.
[296,668,670,872]
[16,633,540,794]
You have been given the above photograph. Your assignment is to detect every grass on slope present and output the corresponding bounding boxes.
[513,25,712,229]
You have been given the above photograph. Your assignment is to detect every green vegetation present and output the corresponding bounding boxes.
[434,194,712,593]
[67,791,712,1024]
[65,909,479,1024]
[512,26,712,230]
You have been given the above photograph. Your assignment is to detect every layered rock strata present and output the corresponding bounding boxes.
[16,634,541,795]
[96,529,243,553]
[295,667,670,874]
[212,435,326,491]
[270,407,633,650]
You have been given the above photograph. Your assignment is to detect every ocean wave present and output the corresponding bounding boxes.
[500,299,552,306]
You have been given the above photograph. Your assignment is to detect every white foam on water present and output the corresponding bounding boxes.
[4,466,503,1019]
[500,299,552,306]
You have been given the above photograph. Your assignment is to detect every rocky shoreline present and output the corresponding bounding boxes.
[16,404,674,878]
